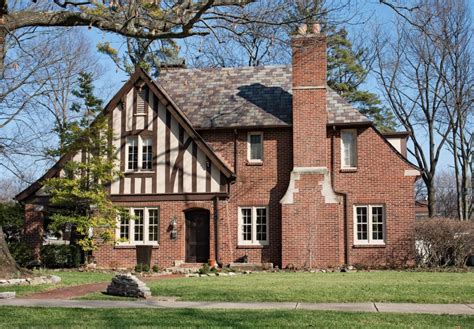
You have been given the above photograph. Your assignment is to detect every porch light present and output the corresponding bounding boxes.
[170,217,178,240]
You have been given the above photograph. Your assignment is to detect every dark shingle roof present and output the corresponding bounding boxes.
[158,65,370,129]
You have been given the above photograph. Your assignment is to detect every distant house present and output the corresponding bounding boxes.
[16,24,420,269]
[415,200,429,220]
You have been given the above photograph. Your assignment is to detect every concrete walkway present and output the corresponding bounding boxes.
[0,298,473,315]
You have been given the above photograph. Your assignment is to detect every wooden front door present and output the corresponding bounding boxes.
[185,210,210,263]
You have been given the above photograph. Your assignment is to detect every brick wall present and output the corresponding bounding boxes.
[92,128,293,268]
[24,204,44,260]
[331,127,416,267]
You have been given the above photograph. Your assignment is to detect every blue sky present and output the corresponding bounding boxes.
[3,0,466,184]
[88,0,458,171]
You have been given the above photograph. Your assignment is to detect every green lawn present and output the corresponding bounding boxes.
[148,271,474,304]
[0,271,113,297]
[0,307,472,328]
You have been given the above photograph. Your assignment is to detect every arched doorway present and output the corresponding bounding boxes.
[185,209,210,263]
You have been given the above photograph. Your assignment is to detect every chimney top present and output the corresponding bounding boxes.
[296,22,321,36]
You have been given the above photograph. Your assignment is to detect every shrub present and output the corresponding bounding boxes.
[142,264,150,272]
[152,265,159,273]
[199,263,211,275]
[8,242,33,267]
[414,218,473,267]
[134,264,142,273]
[40,244,82,268]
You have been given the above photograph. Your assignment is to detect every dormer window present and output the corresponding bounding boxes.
[136,89,146,115]
[247,132,263,163]
[341,129,357,169]
[126,135,153,172]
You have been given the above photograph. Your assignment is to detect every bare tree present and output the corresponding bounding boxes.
[0,0,258,72]
[377,0,473,220]
[373,1,455,217]
[0,29,103,181]
[435,0,473,221]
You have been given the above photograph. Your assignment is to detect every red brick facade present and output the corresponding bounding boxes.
[21,24,417,270]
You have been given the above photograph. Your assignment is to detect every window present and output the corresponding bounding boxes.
[354,205,385,245]
[136,89,146,114]
[142,138,153,170]
[148,209,159,242]
[127,137,138,170]
[117,208,160,245]
[238,206,268,246]
[126,136,153,172]
[341,129,357,168]
[134,209,144,242]
[247,132,263,162]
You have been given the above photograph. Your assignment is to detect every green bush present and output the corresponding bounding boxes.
[8,242,33,267]
[152,265,159,273]
[135,264,143,273]
[199,263,211,275]
[40,244,82,268]
[142,264,150,272]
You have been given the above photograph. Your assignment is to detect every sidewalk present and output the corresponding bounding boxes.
[0,298,473,315]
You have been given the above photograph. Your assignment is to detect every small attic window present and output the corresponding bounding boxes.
[136,89,146,114]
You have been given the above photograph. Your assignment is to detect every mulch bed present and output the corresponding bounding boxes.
[23,274,184,300]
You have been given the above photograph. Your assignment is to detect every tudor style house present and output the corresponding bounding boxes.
[17,24,420,269]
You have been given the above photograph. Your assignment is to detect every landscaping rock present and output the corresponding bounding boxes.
[0,292,15,299]
[106,274,151,298]
[50,275,62,284]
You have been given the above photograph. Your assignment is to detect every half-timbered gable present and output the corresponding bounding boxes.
[106,69,233,199]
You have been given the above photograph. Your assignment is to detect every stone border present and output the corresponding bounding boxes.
[0,275,61,287]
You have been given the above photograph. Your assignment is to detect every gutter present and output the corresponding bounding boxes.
[330,125,350,266]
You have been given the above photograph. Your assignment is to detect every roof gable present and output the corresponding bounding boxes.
[16,68,234,202]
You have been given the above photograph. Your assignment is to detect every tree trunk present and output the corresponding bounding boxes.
[427,179,437,217]
[0,226,26,279]
[0,15,5,74]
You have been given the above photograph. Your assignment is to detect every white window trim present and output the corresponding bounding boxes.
[353,205,386,246]
[125,136,154,173]
[238,206,269,246]
[116,207,159,246]
[247,131,264,163]
[341,129,357,169]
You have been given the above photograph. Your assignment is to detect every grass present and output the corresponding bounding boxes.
[149,271,474,304]
[0,307,472,328]
[0,271,113,297]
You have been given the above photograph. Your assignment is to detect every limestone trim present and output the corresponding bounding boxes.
[280,167,340,205]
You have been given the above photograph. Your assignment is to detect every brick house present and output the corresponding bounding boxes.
[16,24,420,269]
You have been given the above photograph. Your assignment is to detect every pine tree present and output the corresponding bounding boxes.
[45,72,120,255]
[325,27,396,131]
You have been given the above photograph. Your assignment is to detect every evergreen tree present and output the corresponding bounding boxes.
[45,72,120,254]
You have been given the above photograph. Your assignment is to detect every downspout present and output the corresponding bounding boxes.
[233,129,238,176]
[213,196,221,267]
[331,126,350,267]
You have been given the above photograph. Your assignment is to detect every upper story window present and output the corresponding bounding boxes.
[354,205,385,245]
[126,136,153,172]
[238,206,269,246]
[127,136,138,170]
[117,207,160,245]
[136,89,146,115]
[142,138,153,170]
[341,129,357,169]
[247,132,263,163]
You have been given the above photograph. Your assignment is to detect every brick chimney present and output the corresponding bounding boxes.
[281,24,341,270]
[291,23,327,167]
